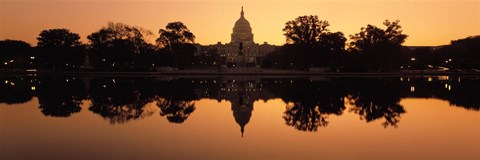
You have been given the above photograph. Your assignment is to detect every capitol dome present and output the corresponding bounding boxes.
[231,7,254,44]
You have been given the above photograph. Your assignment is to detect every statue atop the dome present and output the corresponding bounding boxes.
[241,6,244,17]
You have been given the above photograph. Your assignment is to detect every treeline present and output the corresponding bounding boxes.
[1,16,479,72]
[262,15,480,71]
[0,22,197,71]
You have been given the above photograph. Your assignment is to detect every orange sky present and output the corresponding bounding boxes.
[1,0,479,46]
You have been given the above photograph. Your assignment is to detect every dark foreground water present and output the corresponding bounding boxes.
[0,75,479,160]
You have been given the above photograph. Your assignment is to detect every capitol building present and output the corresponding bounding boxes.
[195,7,277,67]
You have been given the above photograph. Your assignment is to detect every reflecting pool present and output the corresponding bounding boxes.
[1,76,479,160]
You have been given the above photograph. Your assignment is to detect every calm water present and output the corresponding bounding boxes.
[1,75,479,160]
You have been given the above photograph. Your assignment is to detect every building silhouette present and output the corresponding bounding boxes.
[195,7,277,67]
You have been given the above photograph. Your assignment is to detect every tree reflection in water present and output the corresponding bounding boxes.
[37,77,86,117]
[156,98,195,123]
[284,102,327,131]
[263,78,346,131]
[88,78,155,124]
[284,98,347,132]
[0,76,479,132]
[0,77,34,105]
[348,95,405,127]
[154,79,197,123]
[346,78,406,127]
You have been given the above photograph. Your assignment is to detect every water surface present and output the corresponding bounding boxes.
[1,76,479,160]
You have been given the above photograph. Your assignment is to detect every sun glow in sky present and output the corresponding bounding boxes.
[1,0,479,46]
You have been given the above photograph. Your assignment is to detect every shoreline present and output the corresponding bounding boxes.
[1,70,480,77]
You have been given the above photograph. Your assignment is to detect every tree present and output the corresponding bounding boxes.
[87,22,155,70]
[348,20,408,71]
[261,49,282,68]
[156,22,195,48]
[37,29,82,47]
[88,22,151,48]
[0,40,33,69]
[36,29,84,70]
[316,32,347,67]
[281,15,347,68]
[156,22,196,68]
[440,35,480,69]
[283,15,329,47]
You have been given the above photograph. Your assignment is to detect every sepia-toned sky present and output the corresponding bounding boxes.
[1,0,479,46]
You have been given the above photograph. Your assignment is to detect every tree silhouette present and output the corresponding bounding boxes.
[315,31,347,67]
[87,22,155,70]
[37,29,82,47]
[0,40,34,69]
[439,35,480,69]
[283,15,329,46]
[157,22,196,69]
[156,22,195,48]
[278,16,347,69]
[318,32,347,54]
[36,28,84,70]
[349,20,408,71]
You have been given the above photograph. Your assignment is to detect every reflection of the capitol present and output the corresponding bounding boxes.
[0,76,479,134]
